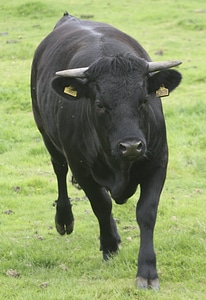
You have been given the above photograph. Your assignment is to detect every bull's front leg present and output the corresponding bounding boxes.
[52,160,74,235]
[75,175,121,260]
[136,166,167,290]
[87,187,121,260]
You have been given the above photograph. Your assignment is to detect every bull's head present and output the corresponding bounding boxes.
[52,56,181,163]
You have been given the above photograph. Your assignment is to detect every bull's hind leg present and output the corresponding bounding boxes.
[76,175,121,260]
[42,135,74,235]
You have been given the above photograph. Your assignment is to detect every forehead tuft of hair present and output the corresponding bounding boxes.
[85,55,148,79]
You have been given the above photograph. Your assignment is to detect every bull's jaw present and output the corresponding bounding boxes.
[110,170,130,202]
[91,156,132,202]
[109,160,136,202]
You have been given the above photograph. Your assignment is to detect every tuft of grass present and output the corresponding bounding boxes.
[16,2,56,19]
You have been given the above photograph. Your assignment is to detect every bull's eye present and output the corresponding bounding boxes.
[95,100,104,110]
[144,95,149,103]
[139,95,149,113]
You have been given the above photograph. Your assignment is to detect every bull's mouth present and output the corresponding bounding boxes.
[121,155,144,162]
[112,151,147,164]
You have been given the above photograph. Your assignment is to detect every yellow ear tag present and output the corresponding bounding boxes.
[156,85,169,98]
[64,86,77,97]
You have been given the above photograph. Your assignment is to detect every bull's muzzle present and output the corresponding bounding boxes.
[118,140,145,160]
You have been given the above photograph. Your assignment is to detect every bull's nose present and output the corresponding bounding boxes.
[119,141,144,158]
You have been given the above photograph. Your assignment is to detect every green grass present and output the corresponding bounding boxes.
[0,0,206,299]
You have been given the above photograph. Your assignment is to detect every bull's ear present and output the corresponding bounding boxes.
[148,69,182,96]
[51,77,89,100]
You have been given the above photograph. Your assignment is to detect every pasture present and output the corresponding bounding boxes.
[0,0,206,299]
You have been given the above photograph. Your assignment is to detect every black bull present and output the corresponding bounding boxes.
[31,13,182,289]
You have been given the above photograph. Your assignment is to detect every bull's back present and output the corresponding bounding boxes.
[34,14,150,72]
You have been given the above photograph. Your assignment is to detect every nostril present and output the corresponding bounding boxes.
[136,141,143,152]
[119,142,127,153]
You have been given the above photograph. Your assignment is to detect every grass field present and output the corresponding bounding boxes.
[0,0,206,299]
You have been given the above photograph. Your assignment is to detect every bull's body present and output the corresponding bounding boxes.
[31,13,181,289]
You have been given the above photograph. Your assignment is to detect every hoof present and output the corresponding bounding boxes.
[100,239,120,261]
[102,243,120,261]
[54,198,74,235]
[136,276,159,290]
[103,250,117,261]
[55,215,74,235]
